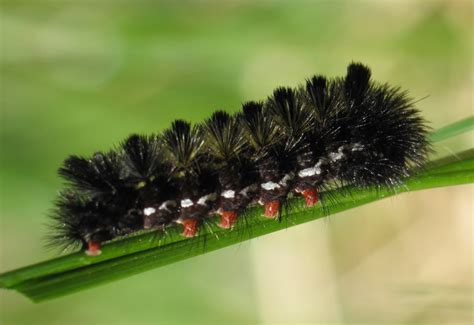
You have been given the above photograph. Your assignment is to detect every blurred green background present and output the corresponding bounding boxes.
[1,0,472,323]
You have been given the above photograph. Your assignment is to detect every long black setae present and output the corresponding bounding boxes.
[50,63,430,256]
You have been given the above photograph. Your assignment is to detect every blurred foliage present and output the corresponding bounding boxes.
[1,0,472,323]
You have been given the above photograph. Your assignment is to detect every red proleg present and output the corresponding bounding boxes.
[86,240,102,256]
[302,188,319,206]
[264,200,280,218]
[219,210,238,229]
[181,219,198,237]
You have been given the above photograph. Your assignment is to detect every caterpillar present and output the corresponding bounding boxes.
[51,62,430,256]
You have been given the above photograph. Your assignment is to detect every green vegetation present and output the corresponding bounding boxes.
[1,1,472,323]
[1,120,473,302]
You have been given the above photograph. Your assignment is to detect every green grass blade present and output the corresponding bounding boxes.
[424,149,474,175]
[429,116,474,142]
[1,151,472,302]
[2,121,471,290]
[1,119,473,302]
[1,149,471,291]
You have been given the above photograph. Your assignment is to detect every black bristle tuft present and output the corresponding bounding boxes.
[121,134,162,178]
[162,120,204,169]
[345,62,371,104]
[58,152,123,197]
[305,76,345,123]
[202,110,247,161]
[49,62,430,251]
[267,87,314,138]
[241,101,278,152]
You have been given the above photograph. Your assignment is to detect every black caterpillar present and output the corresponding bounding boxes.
[51,63,430,256]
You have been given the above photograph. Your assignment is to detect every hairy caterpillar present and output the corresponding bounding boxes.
[51,62,429,256]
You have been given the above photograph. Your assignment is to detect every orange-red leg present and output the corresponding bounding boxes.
[181,219,199,237]
[219,210,238,229]
[86,240,102,256]
[302,188,319,206]
[264,200,280,218]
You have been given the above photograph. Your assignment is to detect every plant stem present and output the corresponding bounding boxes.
[429,116,474,142]
[1,118,473,302]
[1,151,473,302]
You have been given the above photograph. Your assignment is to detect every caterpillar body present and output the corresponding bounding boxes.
[51,63,429,256]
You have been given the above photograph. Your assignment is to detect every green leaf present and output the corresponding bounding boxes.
[1,119,473,302]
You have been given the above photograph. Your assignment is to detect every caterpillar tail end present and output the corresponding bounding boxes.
[219,210,238,229]
[85,240,102,256]
[264,200,280,218]
[302,188,319,207]
[181,219,199,238]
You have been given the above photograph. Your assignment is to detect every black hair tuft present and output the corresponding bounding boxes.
[49,62,430,252]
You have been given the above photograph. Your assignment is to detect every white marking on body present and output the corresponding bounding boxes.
[329,150,344,161]
[298,167,317,177]
[181,199,193,208]
[143,207,156,216]
[298,159,323,178]
[86,249,102,256]
[159,200,177,212]
[279,173,295,187]
[221,190,235,199]
[197,193,217,206]
[240,184,257,197]
[261,181,280,191]
[352,143,364,151]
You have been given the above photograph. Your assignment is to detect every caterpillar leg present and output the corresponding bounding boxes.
[219,210,238,229]
[264,200,280,218]
[301,188,319,207]
[180,219,199,238]
[85,240,102,256]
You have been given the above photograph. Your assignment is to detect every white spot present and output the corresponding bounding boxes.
[197,193,217,206]
[261,181,281,191]
[221,190,235,199]
[240,184,257,197]
[352,143,364,152]
[279,173,295,187]
[299,167,317,177]
[329,150,344,161]
[159,200,177,212]
[298,159,323,178]
[143,207,156,216]
[181,199,193,208]
[85,248,102,256]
